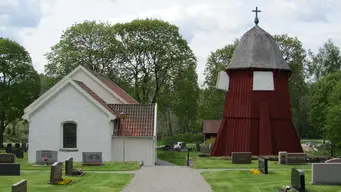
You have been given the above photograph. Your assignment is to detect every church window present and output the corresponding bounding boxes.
[63,122,77,148]
[252,71,274,91]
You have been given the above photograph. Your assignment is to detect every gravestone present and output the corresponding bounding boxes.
[0,153,15,163]
[6,144,13,153]
[312,163,341,185]
[14,143,20,148]
[287,153,307,164]
[278,151,287,164]
[65,157,73,175]
[325,158,341,163]
[200,146,211,154]
[232,152,252,164]
[291,168,305,192]
[12,148,24,159]
[12,179,27,192]
[196,143,200,152]
[258,157,268,174]
[0,164,20,176]
[35,150,58,165]
[49,162,63,184]
[82,152,102,166]
[22,142,27,152]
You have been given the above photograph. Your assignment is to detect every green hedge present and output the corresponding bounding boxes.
[157,133,203,145]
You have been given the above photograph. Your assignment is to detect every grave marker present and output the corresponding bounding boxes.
[0,164,20,176]
[49,162,63,184]
[232,152,252,164]
[312,163,341,185]
[65,157,74,175]
[291,168,305,192]
[35,150,58,165]
[0,153,15,163]
[12,179,27,192]
[258,157,268,174]
[82,152,102,166]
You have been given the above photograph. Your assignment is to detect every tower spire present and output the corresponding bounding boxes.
[252,7,261,25]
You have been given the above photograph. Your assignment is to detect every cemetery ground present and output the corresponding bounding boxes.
[157,139,340,192]
[0,172,134,192]
[0,151,140,191]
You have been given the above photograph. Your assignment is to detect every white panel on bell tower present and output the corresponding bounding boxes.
[253,71,274,91]
[216,71,229,91]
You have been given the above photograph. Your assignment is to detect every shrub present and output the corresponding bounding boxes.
[203,137,216,147]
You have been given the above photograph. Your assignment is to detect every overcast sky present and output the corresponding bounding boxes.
[1,0,341,86]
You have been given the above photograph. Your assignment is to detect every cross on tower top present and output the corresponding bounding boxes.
[252,7,261,25]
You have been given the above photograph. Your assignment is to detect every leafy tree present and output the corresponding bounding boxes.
[44,20,122,83]
[308,71,341,140]
[0,38,40,147]
[308,39,341,81]
[199,40,238,119]
[113,18,197,104]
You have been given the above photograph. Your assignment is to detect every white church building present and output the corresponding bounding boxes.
[22,65,157,166]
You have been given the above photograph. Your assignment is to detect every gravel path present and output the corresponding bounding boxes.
[122,166,213,192]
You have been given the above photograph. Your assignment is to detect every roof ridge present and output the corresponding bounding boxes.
[81,65,139,104]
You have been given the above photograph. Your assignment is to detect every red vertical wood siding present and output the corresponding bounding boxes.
[211,69,303,156]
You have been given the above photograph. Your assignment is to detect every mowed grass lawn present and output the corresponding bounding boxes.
[0,172,134,192]
[202,170,341,192]
[12,152,141,171]
[157,149,311,169]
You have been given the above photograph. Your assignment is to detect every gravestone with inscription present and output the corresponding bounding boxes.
[0,153,15,163]
[258,157,268,174]
[0,153,20,176]
[12,179,27,192]
[49,162,63,184]
[35,150,58,165]
[82,152,103,166]
[232,152,252,164]
[291,168,305,192]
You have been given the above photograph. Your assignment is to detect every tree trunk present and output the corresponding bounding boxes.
[167,108,173,137]
[0,120,4,148]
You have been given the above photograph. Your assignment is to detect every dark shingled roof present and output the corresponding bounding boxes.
[227,25,291,71]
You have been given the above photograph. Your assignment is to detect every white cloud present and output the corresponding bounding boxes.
[1,0,341,86]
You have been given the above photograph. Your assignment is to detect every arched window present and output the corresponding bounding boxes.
[63,122,77,148]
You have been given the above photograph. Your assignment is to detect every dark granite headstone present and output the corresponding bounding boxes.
[6,144,13,153]
[232,152,252,164]
[287,153,307,164]
[65,157,73,175]
[258,157,268,174]
[36,150,58,165]
[22,142,27,152]
[0,163,20,176]
[12,148,24,159]
[291,168,305,192]
[14,143,20,148]
[196,143,200,152]
[49,162,63,184]
[12,179,27,192]
[0,153,15,163]
[82,152,102,165]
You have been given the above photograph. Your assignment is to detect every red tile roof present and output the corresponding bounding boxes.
[89,70,138,104]
[74,80,120,116]
[108,104,155,136]
[203,120,222,134]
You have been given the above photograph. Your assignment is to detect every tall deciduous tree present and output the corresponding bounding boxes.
[44,20,122,83]
[0,38,40,147]
[308,39,341,81]
[199,40,238,119]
